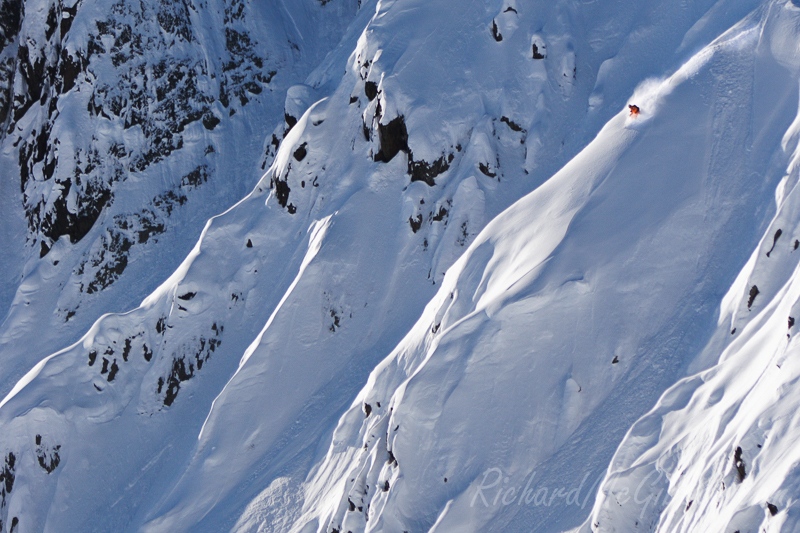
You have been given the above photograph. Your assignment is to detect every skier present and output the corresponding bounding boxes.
[628,104,640,117]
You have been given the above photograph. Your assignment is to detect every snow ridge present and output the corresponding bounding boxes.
[2,0,800,532]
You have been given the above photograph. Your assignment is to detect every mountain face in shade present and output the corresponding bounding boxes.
[1,1,800,532]
[0,0,358,398]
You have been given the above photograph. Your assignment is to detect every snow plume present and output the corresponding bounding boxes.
[626,14,764,130]
[626,49,713,128]
[625,76,668,127]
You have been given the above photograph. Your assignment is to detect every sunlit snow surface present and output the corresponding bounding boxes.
[2,0,800,532]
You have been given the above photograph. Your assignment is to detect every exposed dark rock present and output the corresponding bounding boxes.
[364,81,378,101]
[70,165,209,295]
[30,146,115,250]
[35,437,61,473]
[181,165,209,188]
[409,155,449,186]
[478,162,496,177]
[61,5,77,39]
[160,324,223,406]
[409,214,423,233]
[163,357,192,406]
[734,446,746,482]
[0,0,22,52]
[9,0,275,265]
[500,116,524,132]
[768,503,778,516]
[59,50,84,94]
[532,43,545,59]
[766,229,782,257]
[1,452,16,494]
[329,308,340,331]
[491,19,502,41]
[202,113,220,130]
[272,177,291,209]
[456,221,469,246]
[747,285,759,310]
[374,116,408,163]
[294,143,308,161]
[432,204,449,222]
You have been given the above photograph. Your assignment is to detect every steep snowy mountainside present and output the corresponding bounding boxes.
[0,0,359,396]
[582,5,800,533]
[130,1,785,531]
[271,4,800,532]
[0,0,792,532]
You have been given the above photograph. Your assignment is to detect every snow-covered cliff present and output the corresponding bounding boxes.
[2,0,800,532]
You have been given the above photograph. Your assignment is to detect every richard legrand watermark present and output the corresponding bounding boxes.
[471,467,668,519]
[470,469,601,509]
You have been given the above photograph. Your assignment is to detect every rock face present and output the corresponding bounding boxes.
[0,0,359,395]
[10,0,264,252]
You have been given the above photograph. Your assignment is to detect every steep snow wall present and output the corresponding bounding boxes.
[583,4,800,533]
[0,0,794,532]
[275,4,800,531]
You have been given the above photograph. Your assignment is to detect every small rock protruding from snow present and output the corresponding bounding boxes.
[767,229,782,256]
[747,285,759,310]
[531,35,546,59]
[767,502,779,516]
[734,446,746,482]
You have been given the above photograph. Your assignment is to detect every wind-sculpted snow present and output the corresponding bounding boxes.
[274,3,800,533]
[0,0,796,532]
[582,5,800,533]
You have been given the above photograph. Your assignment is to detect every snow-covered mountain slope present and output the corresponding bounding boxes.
[582,6,800,532]
[269,5,800,532]
[1,0,799,532]
[0,0,359,397]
